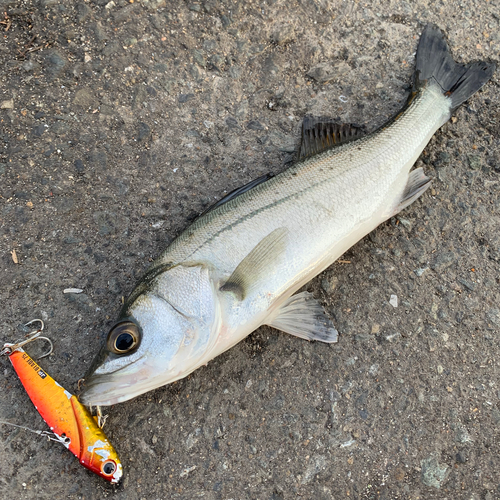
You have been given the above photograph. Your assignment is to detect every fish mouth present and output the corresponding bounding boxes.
[79,349,145,406]
[79,354,170,407]
[79,373,140,406]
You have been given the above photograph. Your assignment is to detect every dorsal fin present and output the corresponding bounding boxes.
[299,116,365,160]
[199,173,274,217]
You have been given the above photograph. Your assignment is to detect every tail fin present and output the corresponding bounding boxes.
[414,25,495,110]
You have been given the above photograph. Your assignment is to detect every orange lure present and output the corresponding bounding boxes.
[2,335,123,483]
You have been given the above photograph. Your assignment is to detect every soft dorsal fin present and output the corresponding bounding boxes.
[299,115,365,160]
[200,173,274,217]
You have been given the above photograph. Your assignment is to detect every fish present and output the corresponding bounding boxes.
[80,25,495,406]
[2,336,123,483]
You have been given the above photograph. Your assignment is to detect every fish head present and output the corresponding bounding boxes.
[80,264,219,406]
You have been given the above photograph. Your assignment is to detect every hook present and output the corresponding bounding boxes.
[96,405,108,429]
[24,319,45,331]
[1,319,53,359]
[35,336,54,359]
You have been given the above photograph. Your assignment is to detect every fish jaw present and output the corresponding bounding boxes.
[80,368,161,406]
[80,343,166,405]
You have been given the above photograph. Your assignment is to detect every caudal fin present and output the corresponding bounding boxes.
[414,25,495,110]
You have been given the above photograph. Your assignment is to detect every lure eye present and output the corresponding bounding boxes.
[107,321,140,355]
[101,460,117,476]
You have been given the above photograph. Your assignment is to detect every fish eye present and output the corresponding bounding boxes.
[101,460,117,476]
[107,321,140,355]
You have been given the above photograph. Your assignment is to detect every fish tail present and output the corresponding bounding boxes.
[414,25,495,110]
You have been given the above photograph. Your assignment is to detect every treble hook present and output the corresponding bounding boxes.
[1,319,53,359]
[25,319,44,331]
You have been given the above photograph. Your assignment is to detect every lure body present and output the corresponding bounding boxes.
[6,347,123,483]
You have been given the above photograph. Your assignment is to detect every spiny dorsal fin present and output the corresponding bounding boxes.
[299,115,365,160]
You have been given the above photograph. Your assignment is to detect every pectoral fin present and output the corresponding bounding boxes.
[220,227,289,300]
[392,167,432,216]
[266,291,338,343]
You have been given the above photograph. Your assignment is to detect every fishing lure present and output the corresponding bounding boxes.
[1,321,123,483]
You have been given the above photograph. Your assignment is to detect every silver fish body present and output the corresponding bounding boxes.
[81,26,494,406]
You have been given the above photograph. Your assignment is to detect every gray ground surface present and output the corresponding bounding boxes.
[0,1,499,499]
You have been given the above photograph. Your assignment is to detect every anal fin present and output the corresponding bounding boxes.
[266,291,338,343]
[392,167,432,216]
